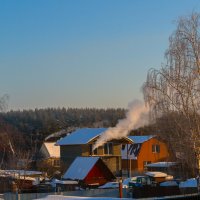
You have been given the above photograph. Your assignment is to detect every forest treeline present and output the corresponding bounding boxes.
[0,107,125,154]
[1,107,126,136]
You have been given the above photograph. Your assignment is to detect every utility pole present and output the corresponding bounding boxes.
[127,144,129,177]
[119,178,123,198]
[129,156,132,177]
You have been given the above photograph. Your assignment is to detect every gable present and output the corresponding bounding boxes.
[128,135,154,143]
[40,142,60,159]
[44,142,60,158]
[139,138,169,160]
[84,159,115,183]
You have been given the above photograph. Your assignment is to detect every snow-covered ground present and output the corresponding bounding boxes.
[98,182,119,189]
[179,178,197,188]
[160,181,178,187]
[36,195,130,200]
[97,178,138,189]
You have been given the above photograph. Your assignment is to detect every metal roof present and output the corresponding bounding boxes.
[128,135,154,143]
[63,157,100,180]
[57,128,107,145]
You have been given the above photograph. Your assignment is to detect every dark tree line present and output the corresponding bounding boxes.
[0,107,126,169]
[0,116,30,169]
[1,107,125,136]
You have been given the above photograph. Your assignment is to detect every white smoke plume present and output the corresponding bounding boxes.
[93,99,149,150]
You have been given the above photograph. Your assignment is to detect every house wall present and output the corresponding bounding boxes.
[137,138,169,171]
[101,156,121,176]
[37,157,60,176]
[82,143,121,156]
[40,144,49,158]
[122,159,138,176]
[60,145,82,172]
[100,143,122,175]
[112,142,122,156]
[38,157,60,167]
[61,141,129,176]
[82,143,122,175]
[82,145,89,156]
[84,163,110,186]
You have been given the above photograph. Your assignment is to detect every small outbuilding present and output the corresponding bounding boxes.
[146,162,181,178]
[63,157,115,188]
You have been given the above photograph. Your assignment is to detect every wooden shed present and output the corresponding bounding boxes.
[63,157,115,188]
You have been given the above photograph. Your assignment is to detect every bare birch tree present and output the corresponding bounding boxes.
[0,94,9,169]
[0,94,9,112]
[143,13,200,176]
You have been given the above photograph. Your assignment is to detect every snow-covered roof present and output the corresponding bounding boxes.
[145,171,169,178]
[146,162,177,168]
[0,170,43,177]
[50,178,78,187]
[179,178,197,188]
[36,195,130,199]
[43,142,60,158]
[63,157,100,180]
[160,181,178,187]
[45,129,67,141]
[128,135,154,143]
[98,182,119,189]
[57,128,107,145]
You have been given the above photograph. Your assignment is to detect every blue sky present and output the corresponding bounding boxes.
[1,0,200,110]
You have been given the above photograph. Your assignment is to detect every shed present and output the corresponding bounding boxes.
[63,157,115,187]
[146,162,181,178]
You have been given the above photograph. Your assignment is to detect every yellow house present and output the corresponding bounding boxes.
[37,142,60,175]
[57,128,133,176]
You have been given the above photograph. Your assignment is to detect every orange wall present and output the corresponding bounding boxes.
[136,138,169,171]
[122,138,170,173]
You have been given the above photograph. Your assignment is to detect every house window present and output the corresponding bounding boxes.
[152,144,160,153]
[89,144,98,155]
[53,159,60,167]
[143,161,151,171]
[104,143,113,155]
[121,144,126,150]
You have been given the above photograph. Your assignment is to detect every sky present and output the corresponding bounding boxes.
[1,0,200,110]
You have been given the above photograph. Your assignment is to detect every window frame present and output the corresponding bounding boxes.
[89,144,98,155]
[103,142,113,155]
[152,144,160,153]
[53,159,60,167]
[121,144,126,150]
